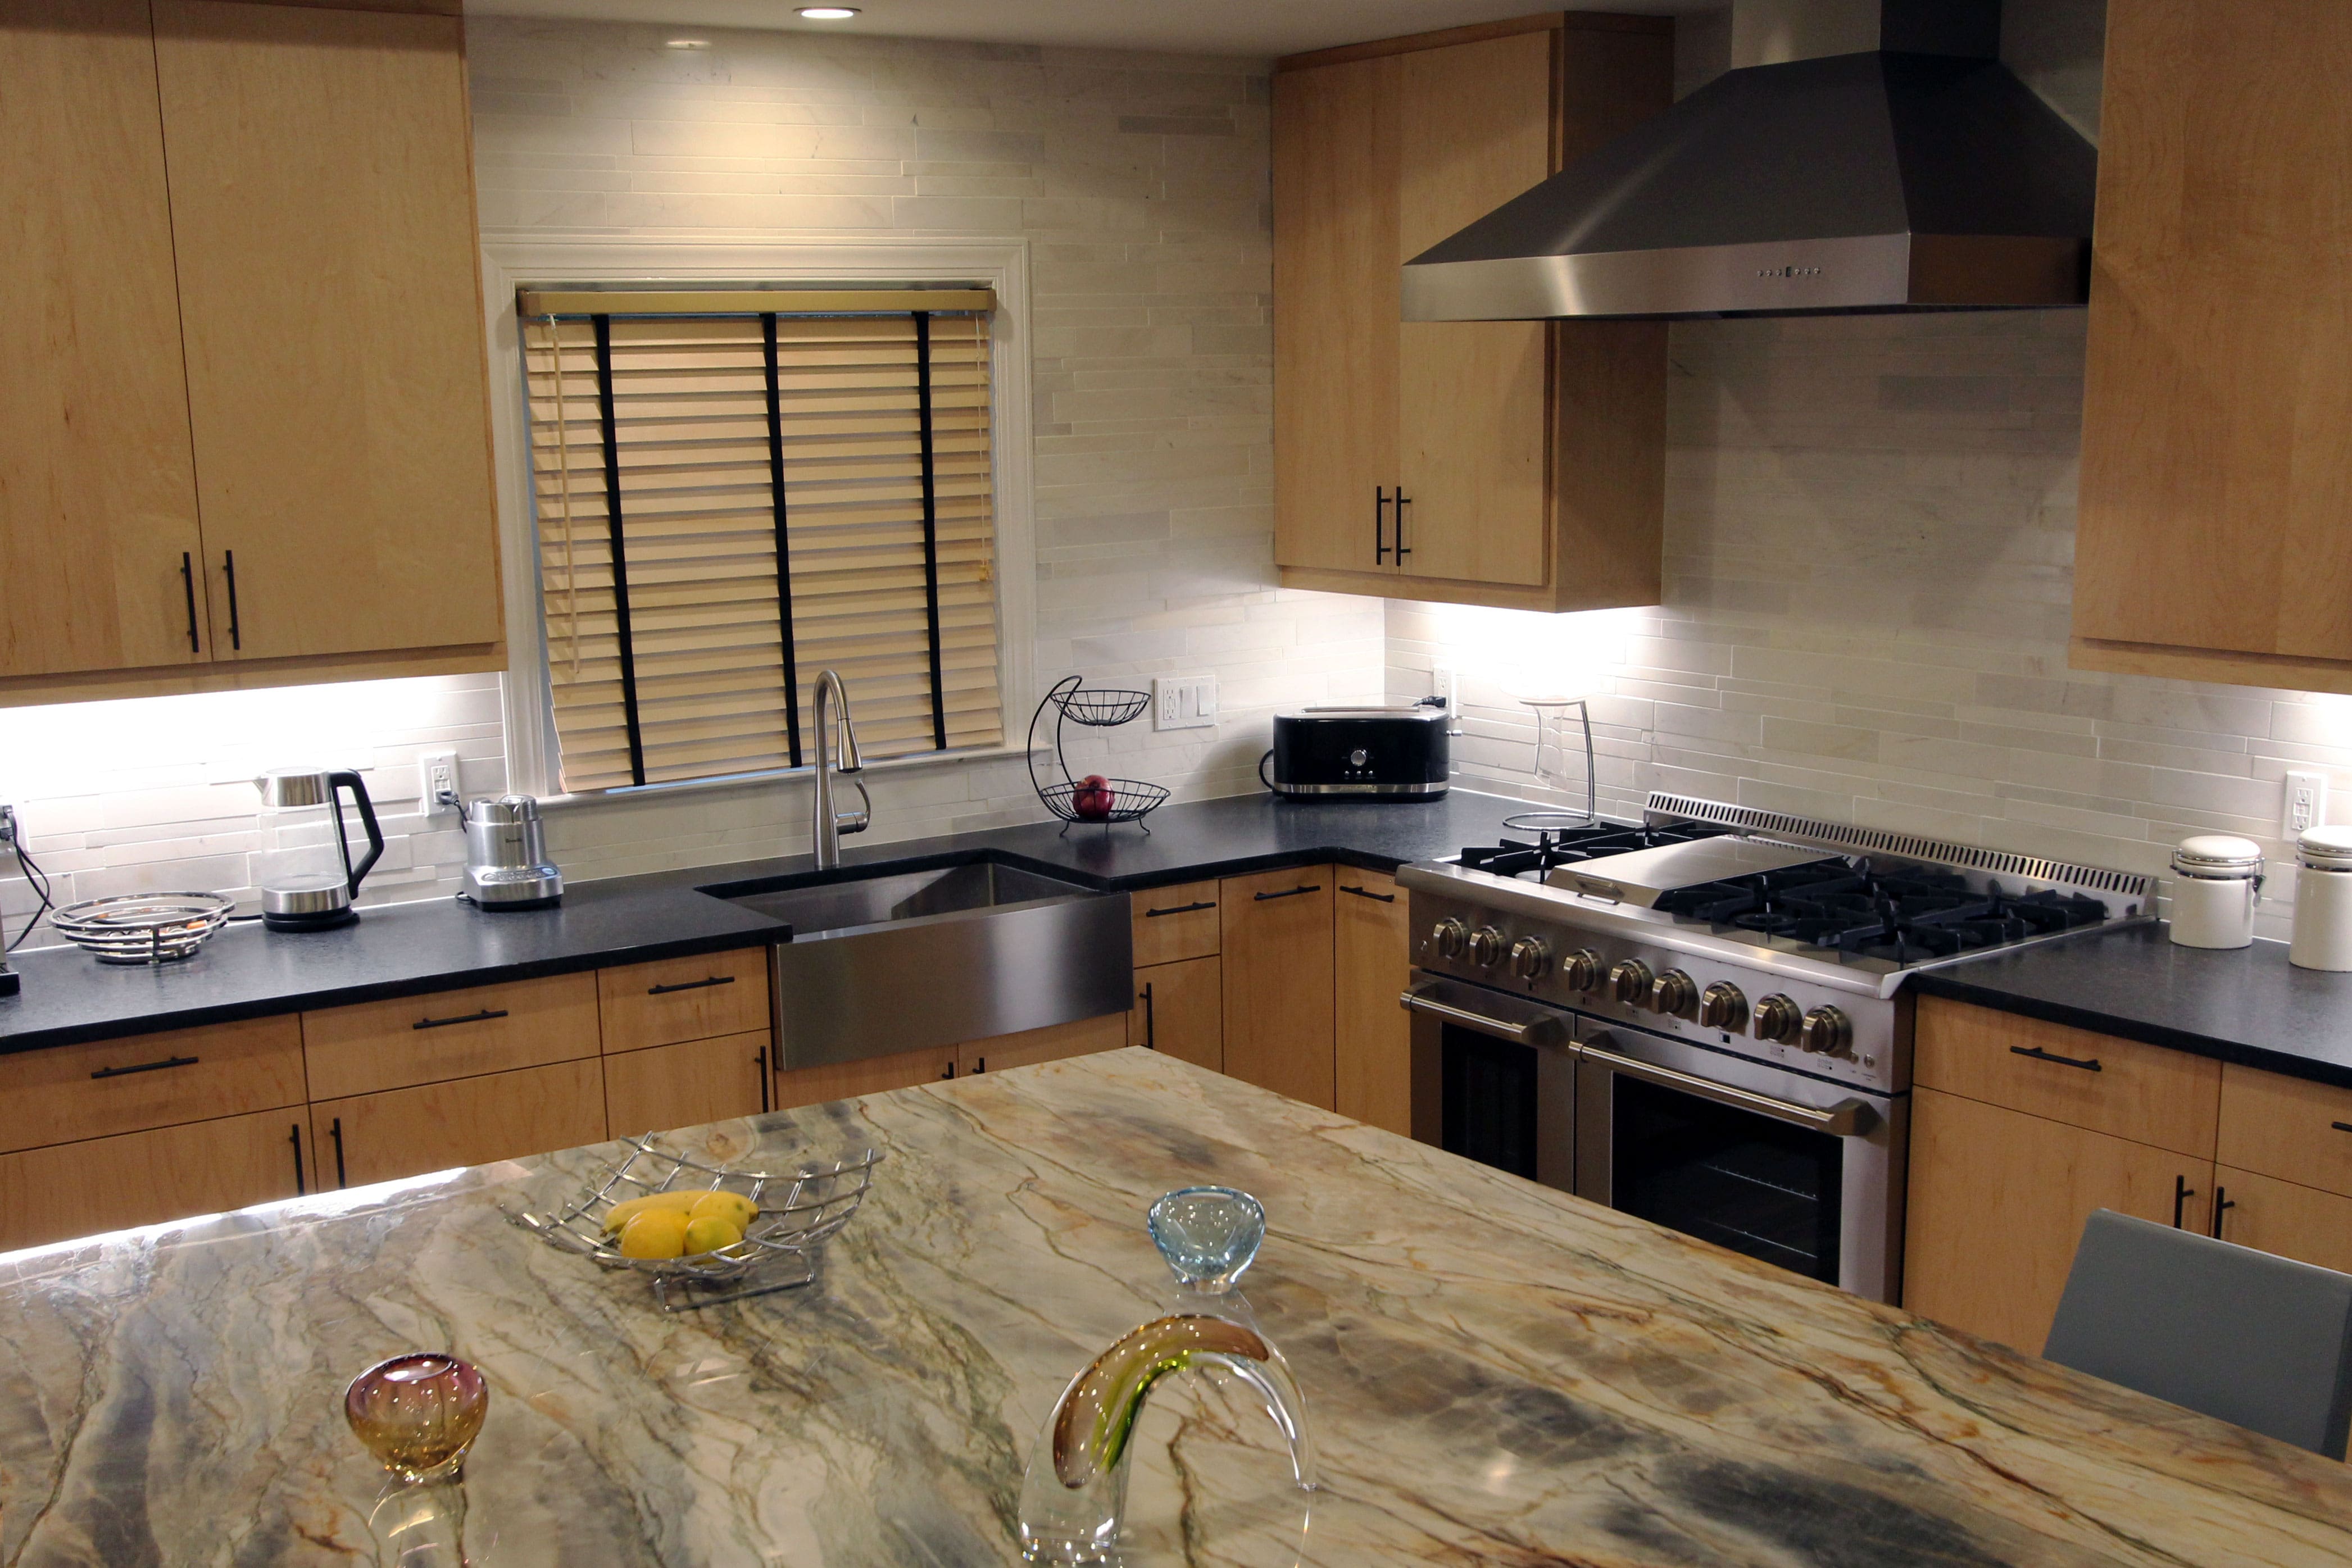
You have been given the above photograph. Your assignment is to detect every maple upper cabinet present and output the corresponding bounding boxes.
[0,1,503,707]
[1272,13,1672,612]
[2070,0,2352,693]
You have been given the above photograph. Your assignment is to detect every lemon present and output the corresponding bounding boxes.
[617,1208,691,1260]
[683,1215,743,1256]
[688,1191,758,1233]
[602,1190,700,1235]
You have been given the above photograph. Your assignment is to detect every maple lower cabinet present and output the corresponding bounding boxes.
[607,1031,771,1137]
[958,1012,1129,1076]
[1272,13,1672,611]
[2210,1167,2352,1275]
[774,1044,956,1111]
[1130,955,1224,1072]
[1220,866,1337,1109]
[0,1110,308,1254]
[2071,0,2352,694]
[312,1058,607,1190]
[1333,871,1413,1135]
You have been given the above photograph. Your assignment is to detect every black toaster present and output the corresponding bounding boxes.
[1260,705,1450,799]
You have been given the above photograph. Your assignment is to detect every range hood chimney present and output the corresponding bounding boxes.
[1400,0,2096,320]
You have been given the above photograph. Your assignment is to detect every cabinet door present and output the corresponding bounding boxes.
[153,2,501,665]
[1333,871,1412,1135]
[0,2,208,683]
[2213,1166,2352,1274]
[1130,955,1223,1073]
[0,1109,307,1254]
[312,1058,607,1189]
[774,1044,957,1111]
[2217,1063,2352,1199]
[605,1031,770,1138]
[1272,53,1400,575]
[1905,1085,2212,1352]
[1395,30,1554,588]
[1220,866,1336,1108]
[959,1011,1128,1076]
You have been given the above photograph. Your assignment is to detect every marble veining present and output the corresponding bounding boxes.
[1,1049,2347,1565]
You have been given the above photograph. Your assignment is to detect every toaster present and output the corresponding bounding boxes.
[1261,706,1450,799]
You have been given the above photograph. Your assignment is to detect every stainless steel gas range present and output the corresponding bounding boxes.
[1397,793,2152,1302]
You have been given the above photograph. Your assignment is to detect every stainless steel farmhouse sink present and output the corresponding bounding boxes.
[701,860,1133,1072]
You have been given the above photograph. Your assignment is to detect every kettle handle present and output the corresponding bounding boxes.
[328,771,385,895]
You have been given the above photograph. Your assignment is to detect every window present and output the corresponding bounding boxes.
[517,287,1003,792]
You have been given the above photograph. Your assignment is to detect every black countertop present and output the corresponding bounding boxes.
[1915,923,2352,1092]
[0,790,1543,1055]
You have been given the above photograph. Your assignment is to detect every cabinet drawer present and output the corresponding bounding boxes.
[303,972,600,1101]
[0,1107,308,1255]
[2218,1066,2352,1198]
[606,1031,770,1138]
[1914,998,2219,1157]
[0,1016,305,1156]
[311,1057,607,1189]
[1131,880,1220,966]
[598,947,771,1054]
[2213,1165,2352,1274]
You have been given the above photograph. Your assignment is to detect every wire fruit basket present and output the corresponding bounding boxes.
[1027,675,1170,833]
[510,1134,883,1312]
[51,893,234,965]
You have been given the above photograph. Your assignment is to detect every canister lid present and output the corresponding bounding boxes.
[2173,834,2264,877]
[2297,825,2352,870]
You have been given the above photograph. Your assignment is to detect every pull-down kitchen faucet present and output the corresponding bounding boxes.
[810,669,870,870]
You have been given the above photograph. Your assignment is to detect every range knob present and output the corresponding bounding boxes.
[1608,958,1654,1006]
[1467,926,1508,967]
[1649,969,1698,1018]
[1560,948,1602,992]
[1752,993,1802,1044]
[1429,918,1469,959]
[1799,1005,1854,1058]
[1507,935,1551,981]
[1698,981,1749,1032]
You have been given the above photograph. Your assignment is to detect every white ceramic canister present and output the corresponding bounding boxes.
[2289,826,2352,971]
[2169,834,2263,949]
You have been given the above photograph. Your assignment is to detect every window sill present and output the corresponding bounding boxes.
[530,742,1040,813]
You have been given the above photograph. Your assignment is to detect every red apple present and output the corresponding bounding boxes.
[1071,775,1115,820]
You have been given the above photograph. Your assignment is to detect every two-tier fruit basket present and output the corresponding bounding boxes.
[1027,675,1169,833]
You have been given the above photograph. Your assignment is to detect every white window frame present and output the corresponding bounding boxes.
[476,229,1037,802]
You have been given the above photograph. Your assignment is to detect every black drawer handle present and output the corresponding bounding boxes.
[2172,1172,2195,1229]
[90,1055,198,1080]
[2010,1044,2101,1072]
[1340,884,1396,903]
[329,1116,347,1187]
[2332,1121,2352,1134]
[1254,885,1322,902]
[648,975,735,996]
[1145,900,1215,918]
[290,1121,306,1197]
[2211,1184,2235,1239]
[413,1008,510,1031]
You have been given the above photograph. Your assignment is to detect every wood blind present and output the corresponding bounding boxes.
[520,302,1001,792]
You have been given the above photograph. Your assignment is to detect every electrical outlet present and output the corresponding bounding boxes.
[2283,770,2329,839]
[0,804,15,848]
[1152,674,1217,731]
[1431,666,1460,734]
[418,752,460,817]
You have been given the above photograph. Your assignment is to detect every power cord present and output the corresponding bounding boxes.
[3,808,54,956]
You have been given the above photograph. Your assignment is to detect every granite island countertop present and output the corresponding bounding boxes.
[2,1048,2345,1565]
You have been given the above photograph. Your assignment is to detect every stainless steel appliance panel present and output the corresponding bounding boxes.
[1404,977,1576,1190]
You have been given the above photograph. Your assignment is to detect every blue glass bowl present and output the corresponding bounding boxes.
[1146,1187,1266,1293]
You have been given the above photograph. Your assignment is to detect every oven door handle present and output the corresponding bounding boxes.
[1580,1040,1877,1137]
[1399,983,1569,1048]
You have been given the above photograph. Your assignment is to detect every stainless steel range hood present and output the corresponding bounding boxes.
[1401,0,2097,321]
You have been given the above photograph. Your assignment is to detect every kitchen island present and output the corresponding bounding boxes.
[2,1049,2345,1565]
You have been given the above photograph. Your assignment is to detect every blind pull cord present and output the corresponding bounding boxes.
[544,313,581,677]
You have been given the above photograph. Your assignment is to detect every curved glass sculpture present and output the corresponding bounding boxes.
[1018,1314,1316,1564]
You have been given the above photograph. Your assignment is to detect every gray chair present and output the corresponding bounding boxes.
[2045,1208,2352,1460]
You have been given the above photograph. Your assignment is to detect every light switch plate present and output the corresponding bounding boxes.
[419,752,460,817]
[2283,770,2328,839]
[1152,674,1217,731]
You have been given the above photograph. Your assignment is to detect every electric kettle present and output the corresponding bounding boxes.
[253,767,384,931]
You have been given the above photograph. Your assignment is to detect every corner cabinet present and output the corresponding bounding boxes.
[1272,13,1673,612]
[0,1,502,708]
[2069,0,2352,694]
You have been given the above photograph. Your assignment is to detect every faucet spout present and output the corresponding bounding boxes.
[810,670,870,870]
[1018,1314,1316,1564]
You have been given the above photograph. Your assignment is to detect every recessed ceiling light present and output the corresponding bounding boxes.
[797,6,861,18]
[666,37,711,49]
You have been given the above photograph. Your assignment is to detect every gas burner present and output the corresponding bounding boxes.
[1650,857,2113,964]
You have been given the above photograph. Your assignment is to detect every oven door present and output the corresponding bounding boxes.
[1575,1024,1906,1302]
[1403,975,1578,1190]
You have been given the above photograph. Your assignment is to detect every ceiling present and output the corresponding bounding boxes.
[468,0,1710,61]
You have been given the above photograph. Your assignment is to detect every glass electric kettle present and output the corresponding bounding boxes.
[253,767,384,931]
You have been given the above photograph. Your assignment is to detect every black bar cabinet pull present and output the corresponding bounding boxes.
[2333,1121,2352,1134]
[755,1048,770,1113]
[179,553,201,653]
[1254,884,1322,902]
[290,1122,307,1197]
[648,975,735,996]
[2210,1185,2235,1239]
[222,550,242,651]
[1145,900,1215,919]
[941,1061,956,1080]
[973,1056,987,1074]
[90,1055,198,1080]
[1393,491,1411,559]
[2009,1044,2101,1072]
[329,1116,347,1187]
[1340,884,1396,903]
[1140,981,1156,1049]
[413,1007,509,1031]
[1374,487,1391,565]
[2172,1173,2195,1229]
